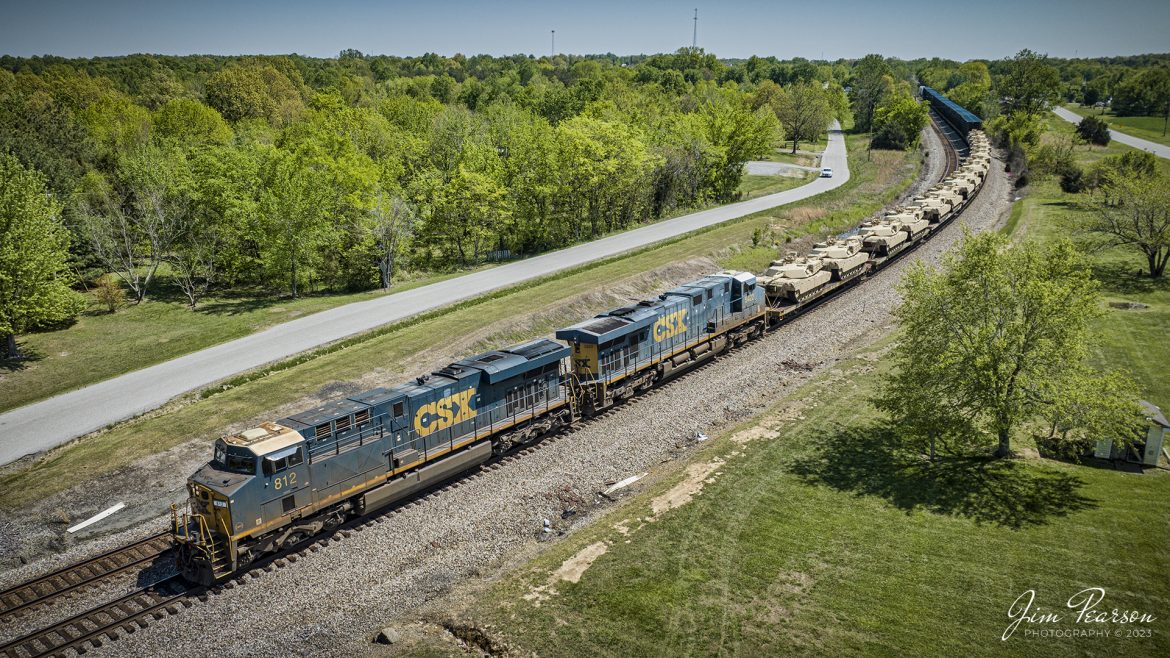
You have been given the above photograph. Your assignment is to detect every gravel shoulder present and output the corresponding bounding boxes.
[76,138,1013,657]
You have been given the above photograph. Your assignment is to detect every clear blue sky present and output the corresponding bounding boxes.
[1,0,1167,61]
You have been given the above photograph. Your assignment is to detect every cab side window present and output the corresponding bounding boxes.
[262,447,304,475]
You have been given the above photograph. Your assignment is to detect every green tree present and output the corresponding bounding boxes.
[997,49,1061,116]
[947,61,992,118]
[775,81,831,153]
[1087,174,1170,278]
[1074,114,1111,146]
[0,154,85,358]
[257,148,334,297]
[368,191,416,288]
[691,92,778,201]
[1111,67,1170,118]
[880,232,1130,457]
[76,146,192,302]
[153,99,233,146]
[848,54,892,132]
[205,64,304,126]
[871,92,929,150]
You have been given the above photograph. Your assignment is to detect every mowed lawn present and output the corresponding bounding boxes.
[1010,115,1170,411]
[462,346,1170,657]
[738,171,814,199]
[1063,104,1170,148]
[0,270,480,413]
[0,134,919,509]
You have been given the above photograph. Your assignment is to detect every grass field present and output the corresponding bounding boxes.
[1063,104,1170,148]
[0,268,483,413]
[0,165,821,414]
[454,342,1169,657]
[738,171,814,199]
[0,134,920,509]
[1010,115,1170,412]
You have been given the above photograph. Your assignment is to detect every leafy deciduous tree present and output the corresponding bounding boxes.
[880,232,1132,458]
[1075,114,1111,146]
[997,49,1062,116]
[775,81,831,153]
[1088,174,1170,278]
[0,154,85,357]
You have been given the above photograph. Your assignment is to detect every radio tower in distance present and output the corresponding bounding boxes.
[692,8,698,50]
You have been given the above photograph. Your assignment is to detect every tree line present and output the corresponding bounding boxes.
[2,49,864,357]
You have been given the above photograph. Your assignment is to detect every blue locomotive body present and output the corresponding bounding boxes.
[555,271,765,411]
[174,338,570,584]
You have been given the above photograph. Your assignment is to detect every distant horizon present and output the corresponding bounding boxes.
[2,0,1167,62]
[6,49,1170,64]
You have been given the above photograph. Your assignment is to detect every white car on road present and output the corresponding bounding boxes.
[820,167,833,178]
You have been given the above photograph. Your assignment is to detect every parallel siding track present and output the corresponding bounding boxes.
[0,533,172,622]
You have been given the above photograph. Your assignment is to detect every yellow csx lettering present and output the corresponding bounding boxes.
[414,389,477,437]
[653,309,688,342]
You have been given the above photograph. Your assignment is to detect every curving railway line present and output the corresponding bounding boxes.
[0,109,977,657]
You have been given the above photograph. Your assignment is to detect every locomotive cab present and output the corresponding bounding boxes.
[173,423,309,584]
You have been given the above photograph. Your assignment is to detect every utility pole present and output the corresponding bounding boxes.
[692,8,698,50]
[551,30,555,57]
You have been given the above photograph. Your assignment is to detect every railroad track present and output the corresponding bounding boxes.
[0,575,195,658]
[928,107,964,178]
[0,533,173,622]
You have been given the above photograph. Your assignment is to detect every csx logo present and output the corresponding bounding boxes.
[653,309,688,342]
[414,390,476,437]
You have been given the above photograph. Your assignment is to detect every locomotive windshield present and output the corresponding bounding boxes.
[213,440,257,475]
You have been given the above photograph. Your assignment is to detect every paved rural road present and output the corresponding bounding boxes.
[0,122,850,466]
[1052,107,1170,160]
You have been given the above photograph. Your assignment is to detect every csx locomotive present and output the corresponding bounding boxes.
[174,124,990,585]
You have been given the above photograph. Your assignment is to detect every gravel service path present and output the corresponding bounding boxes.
[88,134,1013,657]
[0,124,850,466]
[1052,107,1170,160]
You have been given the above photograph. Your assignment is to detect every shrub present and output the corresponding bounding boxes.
[93,274,126,313]
[1060,165,1086,193]
[1075,115,1111,146]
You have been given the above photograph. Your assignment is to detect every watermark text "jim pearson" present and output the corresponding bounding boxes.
[1003,588,1157,641]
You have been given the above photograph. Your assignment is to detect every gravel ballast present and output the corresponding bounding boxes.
[84,132,1012,657]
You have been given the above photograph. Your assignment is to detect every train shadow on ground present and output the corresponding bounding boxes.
[787,423,1097,529]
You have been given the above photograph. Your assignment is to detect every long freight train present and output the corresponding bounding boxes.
[173,125,991,585]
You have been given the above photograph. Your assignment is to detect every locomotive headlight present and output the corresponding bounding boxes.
[213,499,228,508]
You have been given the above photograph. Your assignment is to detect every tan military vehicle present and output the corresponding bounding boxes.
[858,218,909,255]
[910,195,949,222]
[759,254,831,303]
[930,187,963,211]
[808,236,869,281]
[883,210,931,240]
